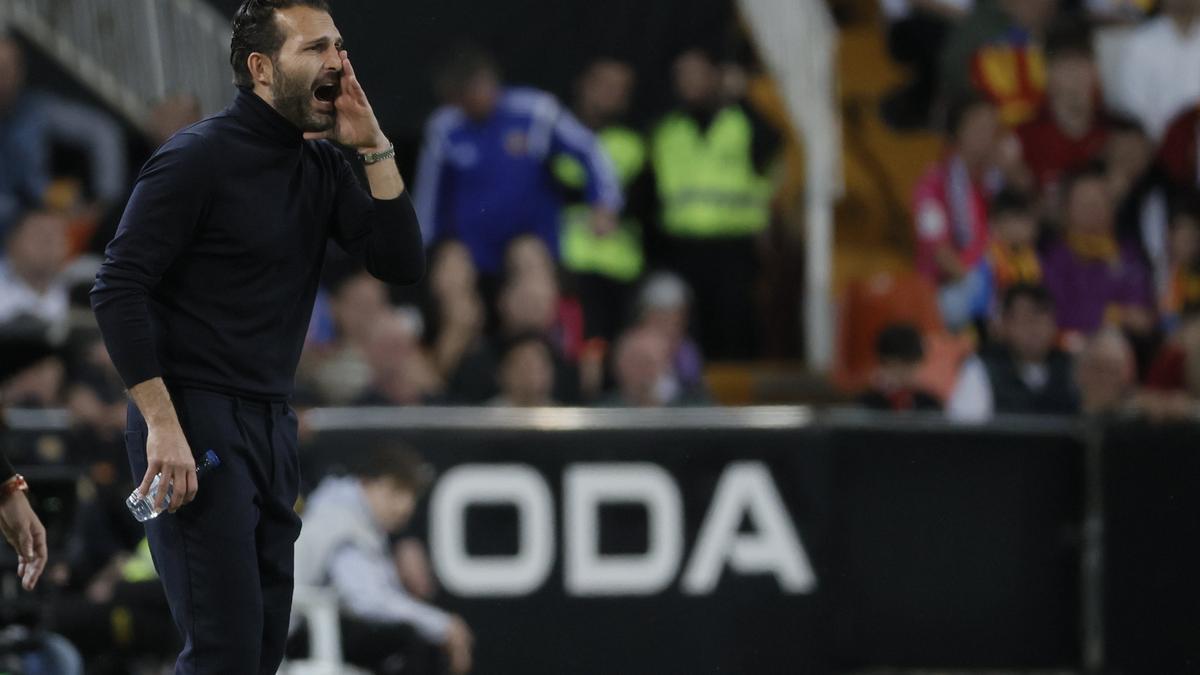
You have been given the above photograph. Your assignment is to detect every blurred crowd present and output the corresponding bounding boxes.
[3,3,1196,427]
[4,1,1200,669]
[0,29,795,424]
[853,0,1200,422]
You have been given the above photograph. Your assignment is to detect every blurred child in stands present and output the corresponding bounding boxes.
[979,188,1041,327]
[635,272,705,393]
[912,95,1002,331]
[490,333,558,407]
[1159,196,1200,331]
[858,323,942,411]
[293,446,473,675]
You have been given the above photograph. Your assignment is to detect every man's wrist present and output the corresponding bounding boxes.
[0,474,29,504]
[361,134,390,155]
[144,410,179,431]
[360,142,396,166]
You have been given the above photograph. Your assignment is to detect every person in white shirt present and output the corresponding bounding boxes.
[0,210,69,332]
[293,446,474,674]
[1110,0,1200,140]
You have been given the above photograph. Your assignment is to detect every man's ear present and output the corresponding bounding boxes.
[247,52,274,88]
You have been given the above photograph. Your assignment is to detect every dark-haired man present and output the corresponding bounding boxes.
[650,47,779,359]
[1014,17,1109,200]
[554,58,648,342]
[294,447,473,674]
[413,43,621,283]
[948,284,1079,420]
[90,1,425,672]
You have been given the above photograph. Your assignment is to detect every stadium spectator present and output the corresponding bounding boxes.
[447,271,580,403]
[503,235,585,361]
[0,33,126,246]
[430,240,479,301]
[555,58,649,340]
[879,0,974,129]
[913,95,1001,330]
[2,355,64,409]
[64,337,126,451]
[1040,163,1155,336]
[1158,102,1200,195]
[857,323,942,411]
[62,336,130,525]
[650,47,778,359]
[0,212,82,408]
[1106,116,1170,292]
[635,272,705,393]
[1160,197,1200,328]
[426,240,486,378]
[293,446,473,675]
[948,284,1078,420]
[980,188,1041,318]
[490,333,558,407]
[0,210,70,334]
[306,271,391,405]
[504,233,559,282]
[413,43,621,283]
[144,94,202,149]
[1075,327,1137,415]
[1145,303,1200,404]
[939,0,1055,126]
[356,309,444,406]
[1109,0,1200,141]
[1014,17,1109,200]
[602,325,705,407]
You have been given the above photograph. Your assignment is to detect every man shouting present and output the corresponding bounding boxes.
[91,1,424,672]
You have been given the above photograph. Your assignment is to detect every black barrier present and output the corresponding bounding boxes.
[300,408,1086,674]
[12,407,1197,673]
[1103,422,1200,674]
[828,423,1083,668]
[306,410,837,674]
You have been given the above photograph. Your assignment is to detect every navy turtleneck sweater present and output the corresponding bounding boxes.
[91,89,424,400]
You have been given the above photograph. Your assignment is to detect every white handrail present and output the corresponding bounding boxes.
[0,0,232,133]
[736,0,842,372]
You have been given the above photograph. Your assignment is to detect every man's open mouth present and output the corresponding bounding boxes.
[314,82,339,103]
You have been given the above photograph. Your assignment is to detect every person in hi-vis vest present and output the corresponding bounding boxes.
[554,59,649,342]
[650,48,778,360]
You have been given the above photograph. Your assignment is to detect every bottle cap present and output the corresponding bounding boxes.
[203,449,221,469]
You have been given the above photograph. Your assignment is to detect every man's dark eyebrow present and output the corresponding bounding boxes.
[303,36,342,49]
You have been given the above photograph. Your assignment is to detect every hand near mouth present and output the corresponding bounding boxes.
[304,50,388,152]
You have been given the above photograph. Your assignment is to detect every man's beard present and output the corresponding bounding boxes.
[271,63,335,133]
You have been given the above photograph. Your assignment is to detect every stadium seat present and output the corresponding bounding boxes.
[278,586,369,675]
[833,270,945,393]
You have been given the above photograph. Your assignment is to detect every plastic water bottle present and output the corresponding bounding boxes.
[126,450,221,522]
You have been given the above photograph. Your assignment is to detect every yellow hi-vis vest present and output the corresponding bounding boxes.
[554,126,647,282]
[652,106,771,238]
